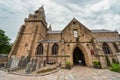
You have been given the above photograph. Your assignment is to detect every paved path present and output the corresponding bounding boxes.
[0,66,120,80]
[61,66,120,80]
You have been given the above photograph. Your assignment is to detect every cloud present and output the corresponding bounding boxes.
[0,0,120,43]
[110,0,120,15]
[90,0,110,12]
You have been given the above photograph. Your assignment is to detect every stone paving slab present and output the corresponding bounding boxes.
[0,66,120,80]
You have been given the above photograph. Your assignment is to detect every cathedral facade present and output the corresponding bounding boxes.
[9,6,120,68]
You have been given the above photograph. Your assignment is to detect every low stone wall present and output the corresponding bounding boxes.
[0,57,8,64]
[4,67,60,76]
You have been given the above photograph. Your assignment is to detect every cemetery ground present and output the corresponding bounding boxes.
[0,66,120,80]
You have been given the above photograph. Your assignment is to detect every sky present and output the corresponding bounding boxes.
[0,0,120,43]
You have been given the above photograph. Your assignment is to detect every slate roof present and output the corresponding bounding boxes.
[40,40,60,43]
[91,29,116,33]
[96,38,120,42]
[47,30,62,34]
[47,29,117,34]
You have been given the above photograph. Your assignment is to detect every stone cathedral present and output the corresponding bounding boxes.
[9,6,120,69]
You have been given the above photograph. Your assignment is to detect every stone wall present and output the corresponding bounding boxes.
[9,7,120,69]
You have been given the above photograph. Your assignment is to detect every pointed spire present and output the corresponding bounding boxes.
[39,5,44,11]
[41,5,44,8]
[48,24,52,31]
[34,5,44,14]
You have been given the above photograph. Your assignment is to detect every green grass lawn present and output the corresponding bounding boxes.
[110,63,120,73]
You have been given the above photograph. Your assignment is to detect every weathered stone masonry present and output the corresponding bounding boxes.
[9,6,120,68]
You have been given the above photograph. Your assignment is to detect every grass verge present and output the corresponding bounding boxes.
[110,63,120,73]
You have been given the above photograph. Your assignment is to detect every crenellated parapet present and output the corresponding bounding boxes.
[24,6,47,27]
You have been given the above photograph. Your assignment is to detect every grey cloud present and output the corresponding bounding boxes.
[55,0,99,7]
[0,4,16,15]
[0,0,120,42]
[111,3,120,15]
[53,0,111,26]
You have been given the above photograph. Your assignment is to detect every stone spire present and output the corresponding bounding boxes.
[39,5,44,12]
[25,5,47,26]
[26,5,45,20]
[34,5,45,19]
[48,24,52,31]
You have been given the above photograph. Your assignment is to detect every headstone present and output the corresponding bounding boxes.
[6,58,13,68]
[32,61,37,71]
[20,52,30,67]
[40,61,43,67]
[10,57,20,68]
[43,60,46,67]
[36,61,41,69]
[18,56,24,67]
[21,56,30,67]
[25,62,32,74]
[30,58,37,71]
[5,55,15,68]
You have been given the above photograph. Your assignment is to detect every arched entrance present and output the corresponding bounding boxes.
[73,47,86,66]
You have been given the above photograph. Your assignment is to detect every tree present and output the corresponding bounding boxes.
[0,29,11,54]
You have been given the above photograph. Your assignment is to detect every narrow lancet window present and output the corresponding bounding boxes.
[52,43,59,55]
[73,30,78,38]
[36,43,43,55]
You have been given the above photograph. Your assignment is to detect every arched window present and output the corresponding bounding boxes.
[52,43,59,55]
[36,43,43,55]
[102,42,112,54]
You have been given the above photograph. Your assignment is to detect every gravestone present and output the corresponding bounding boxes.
[6,58,13,68]
[43,60,46,67]
[18,56,24,67]
[32,61,37,71]
[25,62,32,74]
[10,56,20,68]
[20,52,30,67]
[38,61,41,68]
[36,61,41,69]
[21,56,30,67]
[5,55,15,68]
[31,58,37,71]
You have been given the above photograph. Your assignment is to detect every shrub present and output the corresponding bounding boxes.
[92,60,101,69]
[65,60,71,70]
[111,63,120,73]
[66,60,70,65]
[37,68,57,74]
[92,60,100,65]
